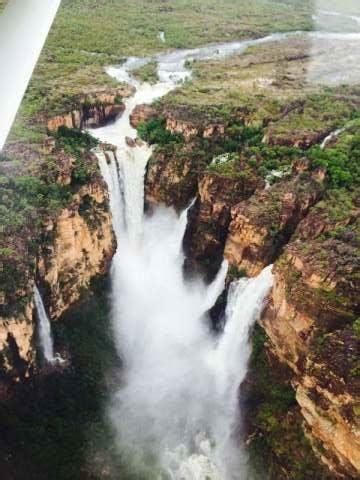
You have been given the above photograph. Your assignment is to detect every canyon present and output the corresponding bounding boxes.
[0,7,359,480]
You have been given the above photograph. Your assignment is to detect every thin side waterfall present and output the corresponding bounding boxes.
[33,285,55,364]
[320,127,345,149]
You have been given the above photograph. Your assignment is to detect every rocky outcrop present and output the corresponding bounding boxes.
[184,169,264,279]
[0,142,116,386]
[0,304,35,387]
[164,106,226,142]
[264,128,333,149]
[224,173,323,277]
[46,86,133,132]
[37,176,116,320]
[130,104,157,128]
[145,141,209,211]
[261,196,360,477]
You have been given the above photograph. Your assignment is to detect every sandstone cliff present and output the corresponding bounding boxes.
[37,173,115,320]
[184,167,264,280]
[142,102,359,477]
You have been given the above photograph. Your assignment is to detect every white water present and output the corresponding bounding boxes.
[0,0,61,149]
[318,10,360,27]
[33,285,55,364]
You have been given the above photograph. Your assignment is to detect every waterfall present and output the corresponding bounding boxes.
[33,286,55,364]
[88,35,280,479]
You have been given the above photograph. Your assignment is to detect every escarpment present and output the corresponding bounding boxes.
[145,140,209,211]
[37,169,115,320]
[184,166,265,280]
[0,131,116,387]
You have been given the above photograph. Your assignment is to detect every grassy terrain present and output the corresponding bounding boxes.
[132,61,159,84]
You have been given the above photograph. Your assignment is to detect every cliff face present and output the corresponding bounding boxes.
[184,169,264,279]
[224,172,323,277]
[145,140,209,211]
[261,199,360,476]
[46,86,133,132]
[142,102,359,477]
[37,174,115,320]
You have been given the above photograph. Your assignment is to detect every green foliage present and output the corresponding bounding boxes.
[114,94,123,104]
[137,118,183,145]
[0,175,71,233]
[246,325,330,479]
[248,144,303,178]
[225,124,263,150]
[228,265,247,280]
[309,134,360,188]
[55,126,99,185]
[0,247,15,257]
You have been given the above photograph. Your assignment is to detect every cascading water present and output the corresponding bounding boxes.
[89,37,278,479]
[33,285,55,364]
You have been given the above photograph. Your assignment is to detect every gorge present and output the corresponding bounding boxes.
[0,2,359,479]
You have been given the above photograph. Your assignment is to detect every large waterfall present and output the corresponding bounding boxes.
[90,39,277,479]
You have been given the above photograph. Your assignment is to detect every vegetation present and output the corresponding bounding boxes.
[137,118,183,145]
[7,0,314,143]
[132,61,159,84]
[309,134,360,189]
[55,127,99,185]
